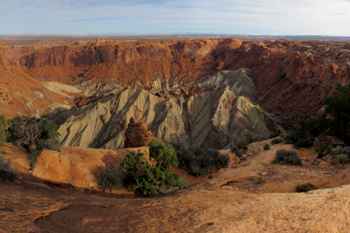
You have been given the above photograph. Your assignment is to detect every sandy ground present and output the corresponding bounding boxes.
[1,144,350,233]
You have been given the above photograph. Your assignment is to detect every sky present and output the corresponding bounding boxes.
[1,0,350,36]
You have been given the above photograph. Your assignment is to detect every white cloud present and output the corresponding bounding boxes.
[0,0,349,35]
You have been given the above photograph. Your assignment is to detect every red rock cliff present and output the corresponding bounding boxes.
[2,38,350,116]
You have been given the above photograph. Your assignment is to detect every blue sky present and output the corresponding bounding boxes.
[1,0,350,36]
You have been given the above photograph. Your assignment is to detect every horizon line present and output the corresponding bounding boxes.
[1,33,350,40]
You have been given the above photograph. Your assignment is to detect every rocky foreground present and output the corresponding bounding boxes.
[1,143,350,233]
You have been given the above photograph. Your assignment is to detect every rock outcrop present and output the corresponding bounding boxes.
[53,70,274,150]
[0,143,149,190]
[124,118,152,148]
[32,147,149,189]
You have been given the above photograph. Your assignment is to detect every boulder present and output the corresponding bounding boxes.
[32,146,149,189]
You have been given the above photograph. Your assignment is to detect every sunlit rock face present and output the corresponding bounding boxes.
[32,146,149,189]
[53,69,273,150]
[1,39,350,117]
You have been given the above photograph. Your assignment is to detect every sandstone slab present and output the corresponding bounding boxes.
[32,146,149,189]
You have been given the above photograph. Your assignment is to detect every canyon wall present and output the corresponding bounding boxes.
[0,47,75,117]
[2,38,350,117]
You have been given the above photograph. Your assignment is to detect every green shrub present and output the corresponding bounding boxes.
[278,72,287,80]
[325,84,350,143]
[285,116,331,149]
[281,85,350,149]
[134,171,160,196]
[271,138,283,145]
[95,165,123,192]
[218,154,230,168]
[331,146,344,155]
[134,166,185,197]
[121,152,150,186]
[0,155,16,182]
[264,144,271,151]
[7,117,60,167]
[121,152,185,197]
[295,183,317,193]
[286,129,314,148]
[177,148,229,176]
[273,150,302,166]
[333,154,350,165]
[0,115,8,144]
[316,144,332,158]
[95,143,185,196]
[149,140,178,169]
[161,169,186,187]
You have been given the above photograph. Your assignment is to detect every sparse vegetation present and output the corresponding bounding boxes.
[0,155,16,182]
[295,183,317,193]
[149,140,178,169]
[177,148,229,176]
[284,114,330,149]
[134,165,185,197]
[271,138,283,145]
[285,117,326,148]
[333,154,350,165]
[120,152,149,187]
[286,128,314,148]
[325,84,350,143]
[95,141,188,196]
[120,152,185,197]
[95,163,123,192]
[313,140,350,165]
[273,149,302,166]
[285,84,350,150]
[264,144,271,151]
[0,115,9,144]
[316,144,333,158]
[7,117,60,167]
[278,71,287,80]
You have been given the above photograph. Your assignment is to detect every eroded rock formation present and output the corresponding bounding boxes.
[1,38,350,117]
[52,70,274,150]
[2,38,350,233]
[0,38,349,150]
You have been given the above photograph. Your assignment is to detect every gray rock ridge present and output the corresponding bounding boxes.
[52,69,275,150]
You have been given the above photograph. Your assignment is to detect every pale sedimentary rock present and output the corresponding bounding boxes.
[55,70,274,150]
